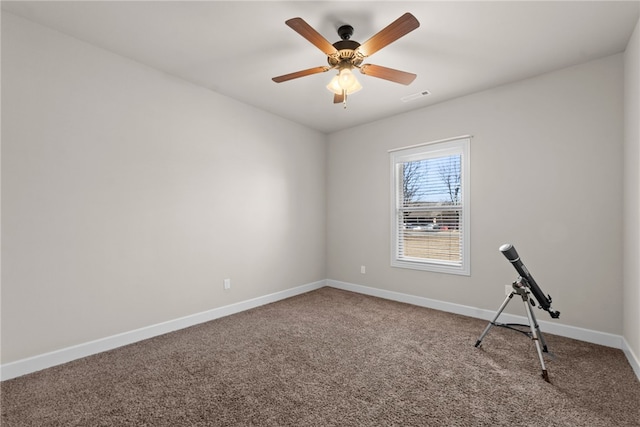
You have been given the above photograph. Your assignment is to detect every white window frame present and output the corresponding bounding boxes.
[389,136,470,275]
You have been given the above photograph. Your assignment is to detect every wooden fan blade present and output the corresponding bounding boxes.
[272,66,331,83]
[360,64,416,85]
[286,17,338,56]
[357,13,420,57]
[333,92,345,104]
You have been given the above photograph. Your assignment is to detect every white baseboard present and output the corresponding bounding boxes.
[327,279,627,351]
[622,337,640,380]
[0,280,326,381]
[4,279,638,383]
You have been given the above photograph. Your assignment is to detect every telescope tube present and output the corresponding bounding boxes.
[500,244,560,319]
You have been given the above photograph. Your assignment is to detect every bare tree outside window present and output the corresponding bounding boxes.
[402,161,421,205]
[438,156,461,205]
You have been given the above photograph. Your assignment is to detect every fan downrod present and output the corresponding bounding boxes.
[337,25,354,40]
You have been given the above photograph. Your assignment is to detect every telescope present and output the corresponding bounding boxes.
[475,243,561,382]
[499,243,560,319]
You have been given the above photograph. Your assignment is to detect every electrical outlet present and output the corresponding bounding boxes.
[361,265,366,274]
[223,278,231,290]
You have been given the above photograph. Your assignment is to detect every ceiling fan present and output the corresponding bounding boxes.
[272,13,420,107]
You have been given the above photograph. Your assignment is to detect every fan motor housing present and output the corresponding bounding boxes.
[328,39,363,67]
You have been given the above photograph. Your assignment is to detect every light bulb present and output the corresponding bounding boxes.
[346,78,362,94]
[338,68,356,90]
[326,76,342,95]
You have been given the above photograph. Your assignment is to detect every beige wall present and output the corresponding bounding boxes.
[327,54,624,335]
[623,16,640,369]
[1,13,327,363]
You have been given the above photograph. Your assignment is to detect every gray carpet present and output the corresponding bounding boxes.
[2,287,639,426]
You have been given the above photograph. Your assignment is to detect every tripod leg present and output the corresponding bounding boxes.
[538,329,548,354]
[524,299,550,383]
[475,293,514,347]
[527,306,548,353]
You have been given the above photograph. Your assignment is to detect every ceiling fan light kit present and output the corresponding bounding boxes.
[326,68,362,95]
[272,13,420,108]
[326,67,362,108]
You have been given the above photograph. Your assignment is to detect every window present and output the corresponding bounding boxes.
[390,136,470,275]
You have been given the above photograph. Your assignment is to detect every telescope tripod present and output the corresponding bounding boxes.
[475,278,551,382]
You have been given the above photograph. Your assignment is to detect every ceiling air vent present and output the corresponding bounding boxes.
[401,90,430,103]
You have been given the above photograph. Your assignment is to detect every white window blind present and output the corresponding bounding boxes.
[390,137,470,275]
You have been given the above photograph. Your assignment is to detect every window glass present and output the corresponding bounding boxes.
[390,137,470,275]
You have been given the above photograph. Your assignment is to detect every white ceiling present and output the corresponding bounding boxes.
[2,1,639,133]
